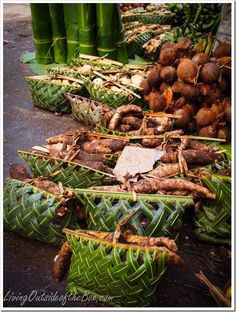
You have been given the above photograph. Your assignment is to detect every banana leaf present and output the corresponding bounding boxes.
[115,5,128,64]
[30,4,53,64]
[4,178,78,246]
[63,4,80,62]
[49,4,67,64]
[75,188,194,239]
[195,175,231,245]
[77,4,97,56]
[96,4,117,60]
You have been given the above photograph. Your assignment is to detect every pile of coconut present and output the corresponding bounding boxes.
[141,38,231,141]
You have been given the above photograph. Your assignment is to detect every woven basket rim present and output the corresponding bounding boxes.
[75,187,194,202]
[18,150,115,178]
[64,228,171,255]
[65,93,111,110]
[25,75,83,87]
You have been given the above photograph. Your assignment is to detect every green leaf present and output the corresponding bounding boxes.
[20,51,36,63]
[28,63,48,75]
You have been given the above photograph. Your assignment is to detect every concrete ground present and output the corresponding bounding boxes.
[3,4,231,308]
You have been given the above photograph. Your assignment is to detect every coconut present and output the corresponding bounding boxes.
[177,58,198,84]
[200,62,220,83]
[217,126,231,141]
[174,105,193,128]
[198,124,217,138]
[214,43,231,58]
[195,108,216,127]
[192,53,210,65]
[144,91,166,112]
[172,81,199,99]
[147,70,161,89]
[140,79,151,95]
[159,47,177,66]
[160,66,177,83]
[159,82,171,94]
[160,41,175,51]
[218,77,228,93]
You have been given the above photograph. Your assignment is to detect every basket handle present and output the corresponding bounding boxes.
[112,208,138,245]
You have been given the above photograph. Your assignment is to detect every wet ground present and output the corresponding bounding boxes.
[3,4,231,308]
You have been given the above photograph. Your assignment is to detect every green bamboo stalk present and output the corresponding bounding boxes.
[96,3,117,60]
[30,4,53,64]
[63,4,80,62]
[49,4,67,64]
[115,5,128,64]
[77,4,97,56]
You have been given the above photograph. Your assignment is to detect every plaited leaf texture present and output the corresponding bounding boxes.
[3,178,78,246]
[195,175,231,245]
[127,31,157,58]
[66,229,168,306]
[122,13,175,24]
[26,75,83,112]
[75,189,194,239]
[18,150,114,189]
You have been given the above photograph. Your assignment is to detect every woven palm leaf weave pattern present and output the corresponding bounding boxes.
[18,150,114,189]
[126,31,157,58]
[69,56,123,70]
[194,175,231,245]
[122,13,174,24]
[26,75,83,113]
[65,93,110,126]
[75,189,194,239]
[66,229,168,306]
[3,178,78,246]
[83,78,142,109]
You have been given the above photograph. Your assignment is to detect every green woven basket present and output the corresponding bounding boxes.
[195,174,231,245]
[75,189,194,239]
[69,54,124,69]
[18,150,114,189]
[82,76,142,109]
[122,13,175,24]
[127,31,157,59]
[3,178,78,246]
[26,75,84,113]
[65,93,113,127]
[46,66,91,79]
[65,227,180,306]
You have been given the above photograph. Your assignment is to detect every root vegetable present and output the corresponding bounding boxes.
[159,47,177,66]
[108,104,142,130]
[122,116,143,129]
[177,59,198,84]
[32,178,62,195]
[160,149,224,165]
[195,107,216,127]
[133,177,216,199]
[52,242,72,281]
[148,163,181,178]
[188,140,218,152]
[89,185,124,192]
[217,126,231,141]
[101,110,115,125]
[9,163,31,180]
[192,53,210,65]
[81,142,112,154]
[200,62,220,83]
[141,138,162,148]
[118,124,132,132]
[77,150,105,162]
[144,91,166,112]
[160,66,177,83]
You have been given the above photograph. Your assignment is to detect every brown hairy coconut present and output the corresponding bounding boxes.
[172,81,199,99]
[218,77,228,93]
[140,79,151,95]
[144,91,166,112]
[200,62,220,83]
[174,104,193,128]
[177,58,198,84]
[161,41,175,51]
[192,53,210,65]
[195,107,216,127]
[214,43,231,58]
[147,70,161,89]
[160,66,177,83]
[159,82,171,94]
[217,126,231,141]
[159,47,177,66]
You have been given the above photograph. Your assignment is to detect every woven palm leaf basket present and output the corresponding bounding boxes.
[58,226,182,306]
[26,75,84,113]
[194,174,231,245]
[3,178,78,246]
[69,54,124,69]
[75,189,194,239]
[18,150,115,189]
[81,75,143,109]
[122,12,175,24]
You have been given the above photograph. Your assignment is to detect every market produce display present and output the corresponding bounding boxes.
[5,2,231,308]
